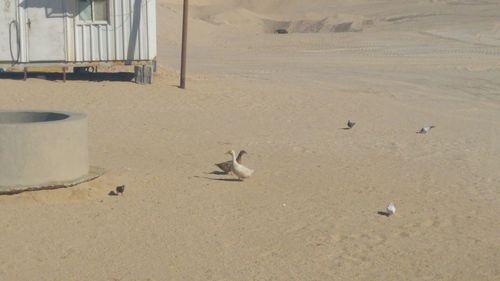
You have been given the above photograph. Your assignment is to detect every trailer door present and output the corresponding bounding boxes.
[26,0,65,62]
[0,1,19,63]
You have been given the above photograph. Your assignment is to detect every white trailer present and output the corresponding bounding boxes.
[0,0,157,83]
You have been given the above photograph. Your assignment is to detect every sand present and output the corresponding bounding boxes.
[0,0,499,280]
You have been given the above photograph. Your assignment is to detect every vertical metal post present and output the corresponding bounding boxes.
[63,67,67,83]
[180,0,189,89]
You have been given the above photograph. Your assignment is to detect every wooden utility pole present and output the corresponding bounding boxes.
[180,0,189,89]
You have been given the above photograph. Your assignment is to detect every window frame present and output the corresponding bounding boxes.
[77,0,110,24]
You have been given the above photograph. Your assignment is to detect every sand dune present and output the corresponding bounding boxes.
[195,7,367,34]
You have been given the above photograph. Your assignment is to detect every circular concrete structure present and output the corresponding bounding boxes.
[0,111,98,194]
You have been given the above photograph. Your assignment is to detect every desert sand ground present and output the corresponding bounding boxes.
[0,0,499,280]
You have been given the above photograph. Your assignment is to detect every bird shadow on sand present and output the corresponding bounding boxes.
[339,127,352,130]
[377,211,391,217]
[208,171,228,175]
[193,175,242,182]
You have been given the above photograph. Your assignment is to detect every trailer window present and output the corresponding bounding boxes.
[78,0,108,22]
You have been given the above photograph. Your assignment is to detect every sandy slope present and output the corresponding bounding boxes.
[0,0,499,280]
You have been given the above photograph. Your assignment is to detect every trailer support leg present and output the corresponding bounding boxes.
[134,65,153,85]
[152,59,157,73]
[63,67,67,82]
[23,67,27,81]
[144,65,153,84]
[134,66,143,84]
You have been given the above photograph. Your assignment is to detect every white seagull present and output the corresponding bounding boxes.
[226,150,254,181]
[215,150,247,174]
[386,202,396,216]
[417,126,435,134]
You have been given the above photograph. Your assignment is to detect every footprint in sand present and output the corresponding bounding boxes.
[401,215,455,237]
[330,231,388,266]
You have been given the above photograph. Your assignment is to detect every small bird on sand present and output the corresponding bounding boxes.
[347,120,356,129]
[386,202,396,216]
[116,185,125,194]
[226,150,254,181]
[215,150,247,174]
[417,126,435,134]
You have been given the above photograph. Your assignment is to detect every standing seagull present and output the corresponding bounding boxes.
[215,150,247,174]
[386,202,396,216]
[226,150,254,181]
[116,185,125,194]
[417,126,435,134]
[347,120,356,129]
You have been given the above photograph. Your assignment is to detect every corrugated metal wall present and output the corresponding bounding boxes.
[0,0,156,66]
[0,0,29,64]
[71,0,157,63]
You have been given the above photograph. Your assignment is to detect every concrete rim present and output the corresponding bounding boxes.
[0,110,93,194]
[0,110,86,126]
[0,166,104,195]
